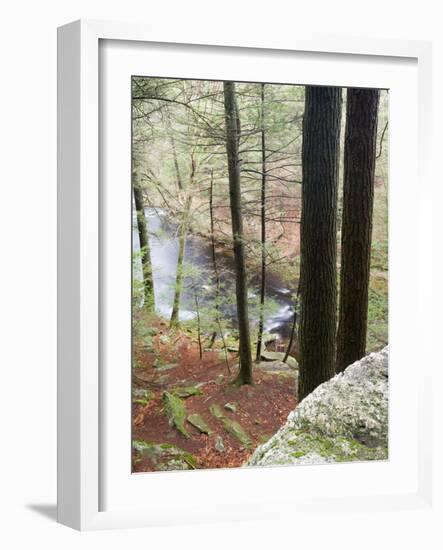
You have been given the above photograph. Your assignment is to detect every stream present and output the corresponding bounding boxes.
[133,208,296,342]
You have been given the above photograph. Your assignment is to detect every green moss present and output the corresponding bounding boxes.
[163,391,190,438]
[283,431,387,463]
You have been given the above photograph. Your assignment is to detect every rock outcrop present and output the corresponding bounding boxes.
[246,347,388,467]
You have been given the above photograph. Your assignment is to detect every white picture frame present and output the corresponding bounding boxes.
[57,19,434,531]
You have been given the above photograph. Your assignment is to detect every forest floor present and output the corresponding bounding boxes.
[132,316,297,472]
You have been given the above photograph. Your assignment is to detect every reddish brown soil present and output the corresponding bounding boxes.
[132,319,297,472]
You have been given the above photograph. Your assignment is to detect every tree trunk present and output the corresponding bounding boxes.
[170,153,197,328]
[169,193,192,328]
[133,178,154,310]
[194,294,203,360]
[256,83,267,362]
[209,170,231,373]
[336,88,380,372]
[298,86,342,401]
[283,283,300,364]
[223,81,253,385]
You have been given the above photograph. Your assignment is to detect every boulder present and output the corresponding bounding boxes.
[246,347,389,467]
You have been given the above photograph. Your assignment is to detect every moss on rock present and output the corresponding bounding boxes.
[209,403,224,419]
[133,440,197,470]
[172,385,203,398]
[221,417,252,448]
[187,413,212,434]
[247,348,389,467]
[163,391,190,438]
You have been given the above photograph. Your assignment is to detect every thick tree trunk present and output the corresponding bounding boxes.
[336,88,380,372]
[223,81,253,385]
[298,86,342,401]
[256,83,267,363]
[133,180,154,310]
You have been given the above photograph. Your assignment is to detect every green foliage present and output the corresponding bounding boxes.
[132,78,389,367]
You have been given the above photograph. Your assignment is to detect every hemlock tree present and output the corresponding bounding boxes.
[255,83,267,362]
[336,88,380,372]
[223,81,253,385]
[298,86,342,401]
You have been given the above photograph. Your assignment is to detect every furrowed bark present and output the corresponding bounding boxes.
[223,81,253,385]
[336,88,380,372]
[298,86,342,401]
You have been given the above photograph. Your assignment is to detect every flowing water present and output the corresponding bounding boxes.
[133,208,296,342]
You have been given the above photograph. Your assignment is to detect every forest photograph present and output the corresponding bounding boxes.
[131,77,389,473]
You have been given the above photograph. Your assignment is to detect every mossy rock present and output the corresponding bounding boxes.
[256,361,295,376]
[187,413,212,435]
[173,386,202,398]
[247,348,389,467]
[155,360,178,372]
[133,388,152,399]
[132,388,153,406]
[260,350,298,370]
[163,391,190,438]
[221,418,251,448]
[209,403,224,419]
[133,440,196,470]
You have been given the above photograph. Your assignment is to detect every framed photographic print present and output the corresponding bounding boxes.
[57,19,433,531]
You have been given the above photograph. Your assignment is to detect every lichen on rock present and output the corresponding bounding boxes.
[246,347,389,467]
